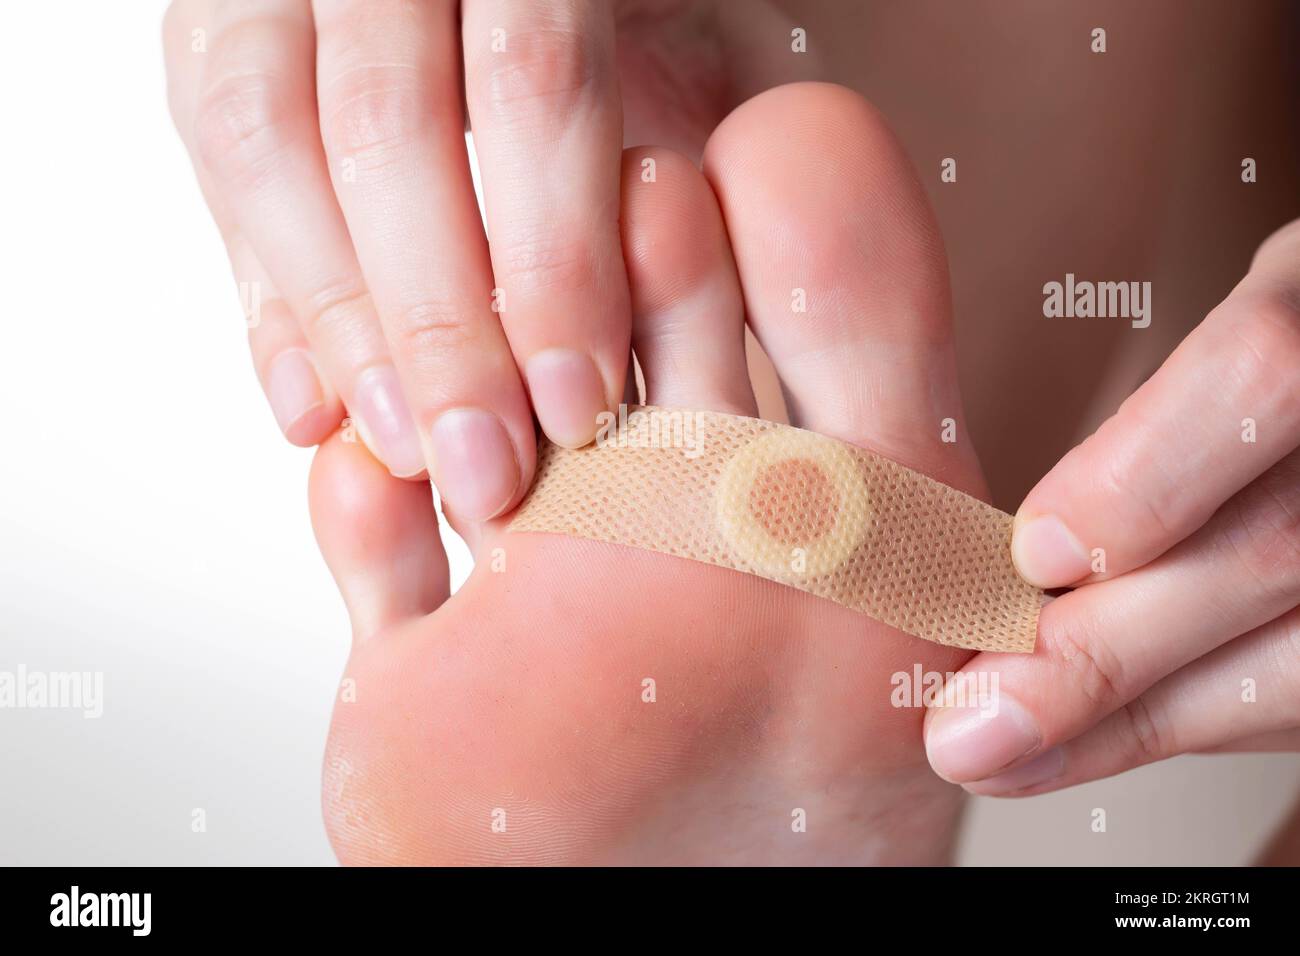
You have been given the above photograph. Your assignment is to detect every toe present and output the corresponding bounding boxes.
[308,431,449,641]
[620,147,757,416]
[703,82,986,497]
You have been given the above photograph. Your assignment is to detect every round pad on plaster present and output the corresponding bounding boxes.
[715,428,871,580]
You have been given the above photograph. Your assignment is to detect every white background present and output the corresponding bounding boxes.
[1,1,1296,865]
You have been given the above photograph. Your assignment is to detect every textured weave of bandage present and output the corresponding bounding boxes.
[508,406,1040,653]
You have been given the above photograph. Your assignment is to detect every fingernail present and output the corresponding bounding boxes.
[925,692,1041,783]
[430,408,520,521]
[266,349,325,438]
[964,747,1065,795]
[524,348,607,448]
[1012,514,1092,588]
[352,365,425,478]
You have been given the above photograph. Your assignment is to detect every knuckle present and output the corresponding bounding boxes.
[301,282,373,339]
[472,27,599,120]
[319,66,429,163]
[1225,293,1300,411]
[1221,460,1300,596]
[1273,614,1300,722]
[1118,694,1173,763]
[391,300,480,356]
[193,70,301,184]
[1096,446,1184,544]
[497,228,599,298]
[1039,611,1127,708]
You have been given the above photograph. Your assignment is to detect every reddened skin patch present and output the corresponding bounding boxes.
[509,405,1040,653]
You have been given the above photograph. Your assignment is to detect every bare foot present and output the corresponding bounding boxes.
[311,83,990,865]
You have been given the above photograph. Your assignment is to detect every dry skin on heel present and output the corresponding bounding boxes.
[509,405,1041,653]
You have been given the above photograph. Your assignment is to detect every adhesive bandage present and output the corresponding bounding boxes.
[508,406,1041,653]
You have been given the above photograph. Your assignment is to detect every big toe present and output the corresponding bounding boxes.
[703,82,985,498]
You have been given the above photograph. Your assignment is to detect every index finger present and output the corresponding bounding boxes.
[1011,219,1300,588]
[461,0,630,448]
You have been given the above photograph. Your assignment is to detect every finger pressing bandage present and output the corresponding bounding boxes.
[508,406,1040,653]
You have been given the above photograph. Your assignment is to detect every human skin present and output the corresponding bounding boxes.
[164,1,1300,855]
[314,73,1300,861]
[160,0,808,518]
[161,0,1299,502]
[873,4,1300,798]
[311,83,984,864]
[715,0,1300,806]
